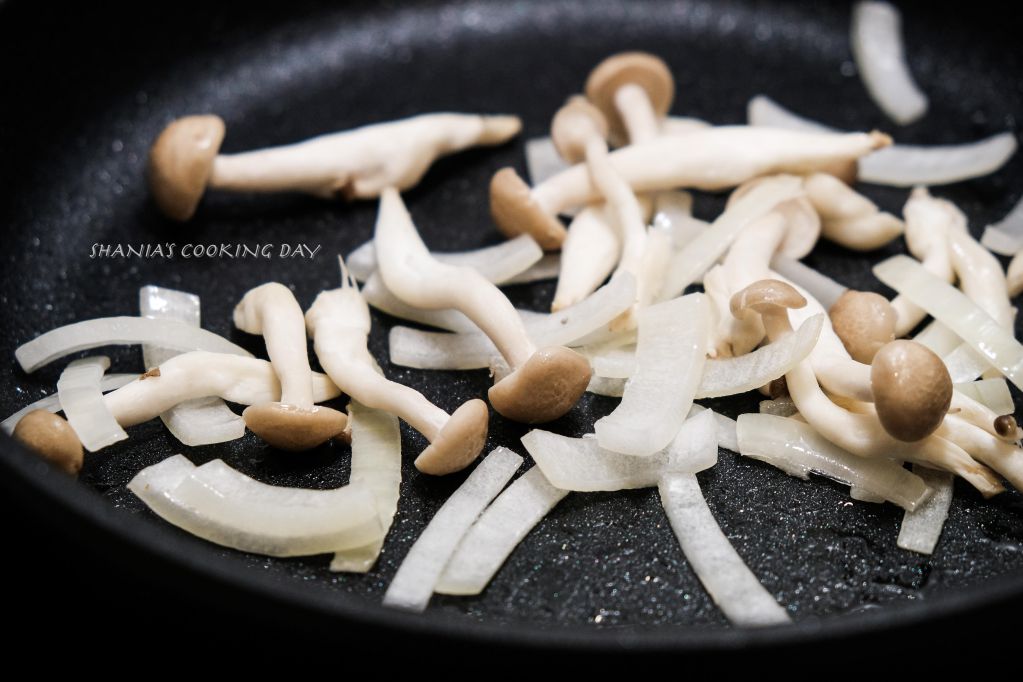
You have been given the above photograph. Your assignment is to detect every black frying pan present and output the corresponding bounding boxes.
[1,0,1021,654]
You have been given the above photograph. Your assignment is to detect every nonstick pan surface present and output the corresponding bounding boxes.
[1,0,1021,652]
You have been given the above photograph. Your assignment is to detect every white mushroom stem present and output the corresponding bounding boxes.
[615,83,661,144]
[803,173,904,251]
[934,415,1023,491]
[102,352,340,427]
[209,113,520,199]
[234,282,314,408]
[1008,251,1023,298]
[551,205,622,312]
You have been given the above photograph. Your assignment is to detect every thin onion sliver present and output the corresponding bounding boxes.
[897,465,954,555]
[57,356,128,452]
[769,256,848,310]
[980,194,1023,255]
[953,379,1015,416]
[2,373,135,435]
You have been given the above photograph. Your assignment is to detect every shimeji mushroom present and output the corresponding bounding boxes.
[829,290,897,364]
[803,173,904,251]
[731,279,1005,496]
[584,52,675,146]
[490,126,889,250]
[149,113,522,221]
[306,262,489,475]
[375,188,591,423]
[234,283,348,450]
[12,410,84,476]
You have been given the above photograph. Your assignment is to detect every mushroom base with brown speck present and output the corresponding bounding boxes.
[488,346,592,423]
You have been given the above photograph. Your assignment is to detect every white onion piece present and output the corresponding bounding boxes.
[942,344,991,383]
[17,317,252,373]
[435,466,567,596]
[503,253,561,284]
[383,447,522,612]
[760,398,799,418]
[388,273,636,370]
[689,405,741,453]
[653,190,708,249]
[522,409,718,492]
[589,344,637,379]
[897,465,954,555]
[736,413,930,510]
[953,379,1015,416]
[57,357,128,452]
[769,255,848,310]
[980,195,1023,255]
[913,320,962,356]
[747,95,1016,186]
[1,373,135,435]
[875,255,1023,390]
[331,402,402,573]
[595,294,708,457]
[658,473,791,627]
[850,1,928,125]
[140,285,245,447]
[129,456,381,557]
[586,375,625,398]
[525,136,569,186]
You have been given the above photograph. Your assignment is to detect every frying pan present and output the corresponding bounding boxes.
[1,0,1021,653]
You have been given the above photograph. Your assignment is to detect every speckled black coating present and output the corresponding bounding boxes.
[0,0,1021,650]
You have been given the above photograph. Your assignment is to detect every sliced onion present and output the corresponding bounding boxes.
[942,343,991,383]
[388,272,636,370]
[129,456,381,557]
[897,465,954,555]
[589,344,637,379]
[913,320,962,356]
[140,285,245,447]
[17,317,252,373]
[586,375,625,398]
[875,255,1023,390]
[658,473,791,627]
[2,373,135,435]
[595,294,708,456]
[953,379,1015,416]
[653,190,709,250]
[382,447,522,612]
[736,413,930,510]
[434,466,567,596]
[57,356,128,452]
[850,1,928,125]
[769,256,848,310]
[502,253,561,284]
[747,95,831,134]
[525,136,569,186]
[700,407,740,453]
[331,401,402,573]
[980,194,1023,255]
[759,398,799,418]
[522,409,718,492]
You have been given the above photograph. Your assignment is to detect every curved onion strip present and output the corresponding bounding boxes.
[850,1,928,125]
[759,398,799,418]
[595,294,708,457]
[769,256,848,310]
[736,413,930,511]
[942,343,991,383]
[331,401,403,573]
[129,456,381,557]
[897,465,954,555]
[16,317,252,373]
[953,379,1015,416]
[913,320,962,356]
[703,408,740,453]
[503,253,561,284]
[383,447,522,612]
[525,136,569,186]
[586,375,625,398]
[875,255,1023,389]
[140,285,245,447]
[57,357,128,452]
[435,466,567,596]
[522,409,718,492]
[747,95,1016,186]
[980,195,1023,255]
[659,473,791,627]
[589,344,637,378]
[388,273,636,370]
[1,373,135,435]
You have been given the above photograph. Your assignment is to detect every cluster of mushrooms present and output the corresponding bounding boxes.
[12,51,1022,506]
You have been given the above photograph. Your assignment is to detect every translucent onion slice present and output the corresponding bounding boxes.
[128,456,381,557]
[769,256,848,310]
[140,285,245,447]
[658,473,791,627]
[759,398,799,418]
[388,273,636,370]
[595,294,708,457]
[913,320,962,356]
[383,447,523,612]
[331,402,402,573]
[850,1,928,125]
[525,136,569,186]
[942,343,991,383]
[874,255,1023,390]
[953,379,1015,416]
[2,374,135,435]
[586,375,625,398]
[346,235,543,285]
[897,465,954,555]
[747,95,1016,186]
[522,409,719,492]
[980,195,1023,255]
[17,317,252,373]
[735,413,930,510]
[57,356,128,452]
[435,466,567,596]
[705,408,740,453]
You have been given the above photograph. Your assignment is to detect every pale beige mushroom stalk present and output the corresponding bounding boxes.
[732,280,1003,496]
[1008,251,1023,298]
[234,283,348,450]
[584,52,675,146]
[148,113,522,221]
[490,126,889,248]
[306,262,489,476]
[803,173,904,251]
[551,205,623,312]
[375,188,591,424]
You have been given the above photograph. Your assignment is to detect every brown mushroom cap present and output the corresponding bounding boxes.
[13,410,84,476]
[584,52,674,144]
[829,290,897,364]
[871,340,952,442]
[414,399,490,476]
[148,115,226,221]
[489,168,567,250]
[488,346,592,423]
[730,279,807,320]
[242,402,348,451]
[551,96,609,165]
